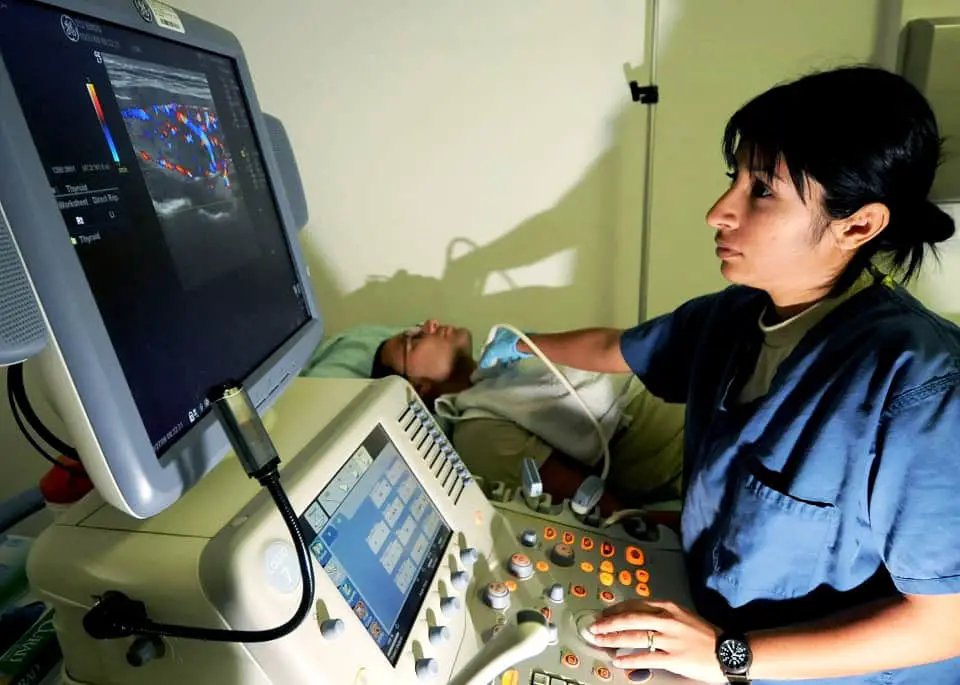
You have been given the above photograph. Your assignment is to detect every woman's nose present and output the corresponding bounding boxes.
[706,190,739,231]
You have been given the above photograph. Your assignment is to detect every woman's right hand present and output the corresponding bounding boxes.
[478,328,531,369]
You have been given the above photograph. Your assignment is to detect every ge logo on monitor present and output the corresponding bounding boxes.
[132,0,154,23]
[60,14,79,42]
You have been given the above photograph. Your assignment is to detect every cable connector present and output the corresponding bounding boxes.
[210,383,279,478]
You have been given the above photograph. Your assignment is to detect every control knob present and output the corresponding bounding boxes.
[415,658,439,680]
[440,596,461,617]
[547,583,565,603]
[549,543,576,567]
[450,570,469,592]
[319,618,345,640]
[428,625,450,645]
[507,553,534,579]
[519,529,538,547]
[459,547,478,566]
[483,581,511,611]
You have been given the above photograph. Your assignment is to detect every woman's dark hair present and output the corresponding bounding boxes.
[722,64,954,287]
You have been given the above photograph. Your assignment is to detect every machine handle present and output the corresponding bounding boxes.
[449,610,551,685]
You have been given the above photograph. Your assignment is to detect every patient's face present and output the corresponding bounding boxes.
[380,320,473,383]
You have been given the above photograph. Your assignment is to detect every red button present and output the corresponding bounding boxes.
[562,652,581,668]
[626,546,645,565]
[600,541,616,558]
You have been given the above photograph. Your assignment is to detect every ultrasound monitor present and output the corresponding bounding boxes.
[0,0,322,518]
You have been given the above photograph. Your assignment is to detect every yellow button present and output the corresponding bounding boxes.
[598,572,614,587]
[580,562,595,573]
[600,560,614,573]
[500,669,519,685]
[535,560,550,572]
[505,580,517,592]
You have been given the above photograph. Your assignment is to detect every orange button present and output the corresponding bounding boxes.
[535,560,550,572]
[594,665,613,681]
[619,570,633,586]
[598,572,614,587]
[635,582,650,597]
[540,606,552,621]
[626,545,645,565]
[599,589,616,604]
[562,531,576,545]
[544,526,557,541]
[580,561,595,573]
[562,652,581,668]
[570,583,587,598]
[635,569,650,583]
[505,580,518,591]
[600,541,616,558]
[581,536,595,551]
[599,560,614,573]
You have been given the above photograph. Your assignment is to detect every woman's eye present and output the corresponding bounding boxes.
[751,179,772,198]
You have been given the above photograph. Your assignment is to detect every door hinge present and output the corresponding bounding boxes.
[629,82,659,104]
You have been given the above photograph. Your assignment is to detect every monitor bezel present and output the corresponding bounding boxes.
[0,0,323,519]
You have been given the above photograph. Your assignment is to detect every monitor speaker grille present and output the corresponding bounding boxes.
[0,211,46,363]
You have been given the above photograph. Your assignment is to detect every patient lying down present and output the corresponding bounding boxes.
[371,320,684,514]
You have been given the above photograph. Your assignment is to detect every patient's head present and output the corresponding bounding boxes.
[372,320,475,401]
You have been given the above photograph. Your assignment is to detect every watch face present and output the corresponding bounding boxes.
[718,638,751,673]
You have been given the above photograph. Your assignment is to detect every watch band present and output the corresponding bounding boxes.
[727,675,751,684]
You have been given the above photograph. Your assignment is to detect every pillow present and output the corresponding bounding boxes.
[300,325,405,379]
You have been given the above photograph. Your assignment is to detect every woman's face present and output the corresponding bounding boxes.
[706,156,848,306]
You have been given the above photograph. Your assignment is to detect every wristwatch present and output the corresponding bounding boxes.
[716,632,752,683]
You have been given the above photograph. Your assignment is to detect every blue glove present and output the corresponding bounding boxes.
[478,328,533,369]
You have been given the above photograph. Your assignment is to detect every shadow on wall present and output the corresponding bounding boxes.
[295,0,901,343]
[300,101,644,344]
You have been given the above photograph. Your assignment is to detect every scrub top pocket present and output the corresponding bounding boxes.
[709,459,840,606]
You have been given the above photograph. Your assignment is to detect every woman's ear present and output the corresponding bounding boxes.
[830,202,890,252]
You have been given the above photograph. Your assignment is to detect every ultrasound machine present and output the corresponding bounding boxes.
[0,2,699,683]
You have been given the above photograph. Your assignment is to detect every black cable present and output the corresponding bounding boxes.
[7,363,79,460]
[83,467,316,642]
[7,373,86,477]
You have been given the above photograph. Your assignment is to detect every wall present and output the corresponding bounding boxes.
[899,0,960,324]
[643,0,885,318]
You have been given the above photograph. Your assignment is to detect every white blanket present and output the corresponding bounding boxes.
[433,360,637,466]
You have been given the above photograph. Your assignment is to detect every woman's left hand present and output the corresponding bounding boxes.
[588,599,727,683]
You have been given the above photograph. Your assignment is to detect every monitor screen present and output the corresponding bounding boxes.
[298,426,452,666]
[0,0,310,456]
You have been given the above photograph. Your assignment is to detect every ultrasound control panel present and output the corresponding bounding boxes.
[28,377,701,685]
[471,477,692,685]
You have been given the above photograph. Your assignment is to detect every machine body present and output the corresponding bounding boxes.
[29,377,699,685]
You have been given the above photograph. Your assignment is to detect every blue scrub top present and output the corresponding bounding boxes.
[620,274,960,685]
